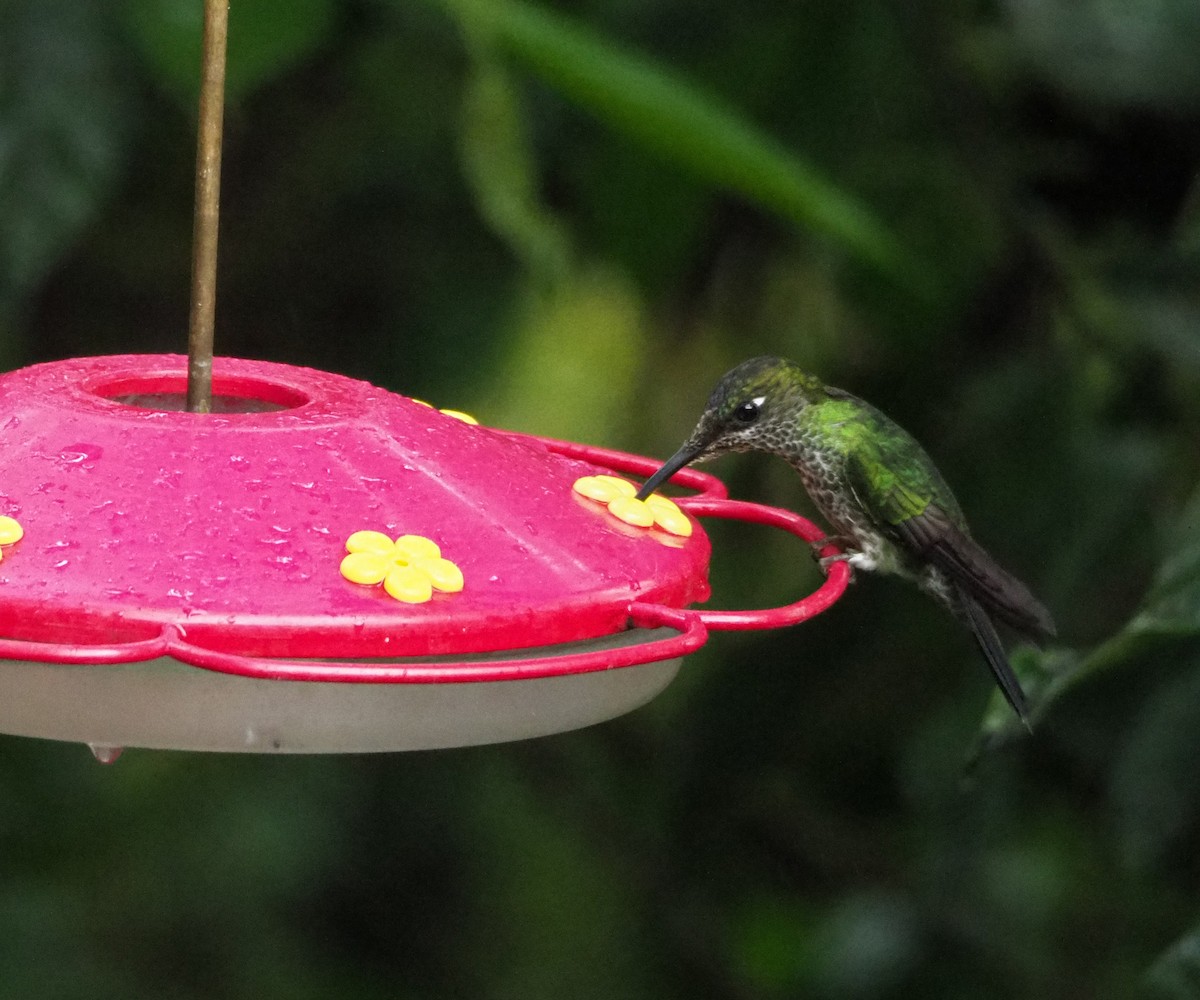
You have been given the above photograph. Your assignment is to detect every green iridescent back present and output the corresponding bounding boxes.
[796,392,967,535]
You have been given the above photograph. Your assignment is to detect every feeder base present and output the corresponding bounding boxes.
[0,645,681,754]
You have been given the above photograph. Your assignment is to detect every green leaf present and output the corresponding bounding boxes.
[458,49,572,287]
[436,0,924,289]
[1008,0,1200,113]
[122,0,337,104]
[1110,657,1200,868]
[0,2,130,331]
[1031,477,1200,718]
[1145,924,1200,1000]
[1127,482,1200,638]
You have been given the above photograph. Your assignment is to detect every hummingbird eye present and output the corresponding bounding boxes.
[733,400,761,424]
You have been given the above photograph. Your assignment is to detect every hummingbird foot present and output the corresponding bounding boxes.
[809,534,859,578]
[818,552,857,578]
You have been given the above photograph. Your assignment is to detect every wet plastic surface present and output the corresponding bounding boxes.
[0,355,715,658]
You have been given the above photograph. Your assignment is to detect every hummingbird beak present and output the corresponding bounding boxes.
[635,441,705,500]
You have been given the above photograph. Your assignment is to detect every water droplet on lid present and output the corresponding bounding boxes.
[88,744,123,764]
[59,443,102,465]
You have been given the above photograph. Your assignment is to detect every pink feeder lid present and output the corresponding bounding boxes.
[0,355,724,661]
[0,355,852,753]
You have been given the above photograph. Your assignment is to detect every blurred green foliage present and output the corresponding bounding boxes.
[2,0,1199,996]
[122,0,338,104]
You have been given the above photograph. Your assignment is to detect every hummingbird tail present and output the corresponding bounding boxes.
[958,587,1031,729]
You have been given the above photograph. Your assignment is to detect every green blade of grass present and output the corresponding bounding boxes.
[438,0,926,289]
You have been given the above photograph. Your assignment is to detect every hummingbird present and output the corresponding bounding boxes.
[636,356,1055,725]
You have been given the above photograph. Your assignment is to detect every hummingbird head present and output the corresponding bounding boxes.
[636,356,821,499]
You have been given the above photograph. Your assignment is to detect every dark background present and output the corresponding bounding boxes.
[2,0,1200,996]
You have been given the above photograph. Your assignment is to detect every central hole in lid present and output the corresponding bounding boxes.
[89,373,310,413]
[110,392,289,413]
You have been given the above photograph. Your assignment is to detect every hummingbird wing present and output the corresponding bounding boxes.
[842,444,1056,642]
[888,501,1055,642]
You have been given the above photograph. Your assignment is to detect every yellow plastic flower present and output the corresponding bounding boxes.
[571,475,693,539]
[340,531,464,604]
[0,515,23,561]
[410,399,480,425]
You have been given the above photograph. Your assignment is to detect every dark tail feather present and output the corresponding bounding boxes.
[958,587,1031,730]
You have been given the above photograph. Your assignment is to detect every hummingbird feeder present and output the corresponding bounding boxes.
[0,2,848,758]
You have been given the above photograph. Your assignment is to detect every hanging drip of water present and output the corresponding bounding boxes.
[87,744,125,765]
